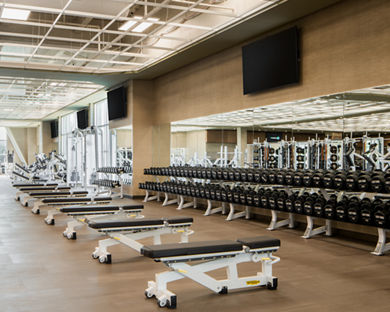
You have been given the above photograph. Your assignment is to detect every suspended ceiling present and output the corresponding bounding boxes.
[0,76,102,120]
[0,0,342,125]
[0,0,287,74]
[171,85,390,133]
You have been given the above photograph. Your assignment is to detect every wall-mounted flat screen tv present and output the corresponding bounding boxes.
[77,108,89,129]
[107,86,127,121]
[242,26,300,95]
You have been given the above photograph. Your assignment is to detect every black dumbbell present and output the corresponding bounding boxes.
[347,197,361,223]
[374,201,390,228]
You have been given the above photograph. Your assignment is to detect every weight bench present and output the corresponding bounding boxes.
[44,204,144,239]
[15,186,70,201]
[13,183,58,188]
[142,236,280,309]
[88,217,194,264]
[31,196,112,215]
[20,190,88,207]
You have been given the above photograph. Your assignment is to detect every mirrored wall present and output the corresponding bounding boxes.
[170,84,390,172]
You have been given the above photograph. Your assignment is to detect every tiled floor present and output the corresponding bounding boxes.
[1,176,389,311]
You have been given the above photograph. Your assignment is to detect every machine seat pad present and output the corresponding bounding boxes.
[141,240,243,259]
[29,191,87,196]
[88,218,165,229]
[60,204,144,213]
[236,236,281,249]
[164,217,193,224]
[41,197,111,203]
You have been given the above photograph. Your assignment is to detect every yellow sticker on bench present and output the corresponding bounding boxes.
[177,269,187,274]
[246,280,260,286]
[78,218,86,222]
[113,237,121,241]
[261,257,271,261]
[176,230,184,233]
[130,214,136,217]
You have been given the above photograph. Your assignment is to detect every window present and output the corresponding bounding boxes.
[93,99,111,167]
[59,112,77,158]
[0,127,7,165]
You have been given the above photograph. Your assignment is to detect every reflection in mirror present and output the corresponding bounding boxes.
[113,125,132,185]
[171,84,390,172]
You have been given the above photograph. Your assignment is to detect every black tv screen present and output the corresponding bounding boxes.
[266,132,282,142]
[242,26,300,95]
[77,108,88,129]
[50,120,58,138]
[108,87,127,120]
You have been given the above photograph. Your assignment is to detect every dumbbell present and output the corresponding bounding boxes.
[254,169,262,183]
[211,168,218,180]
[200,168,207,179]
[294,171,305,187]
[302,170,315,187]
[323,171,336,189]
[260,170,270,184]
[268,190,279,210]
[384,172,390,193]
[260,190,272,209]
[285,194,296,213]
[276,190,288,211]
[357,172,372,192]
[371,172,385,193]
[312,170,325,188]
[232,187,241,204]
[226,186,234,203]
[240,169,248,182]
[247,169,254,183]
[239,188,248,205]
[294,195,307,214]
[222,169,230,181]
[335,197,349,222]
[285,171,295,185]
[334,172,347,190]
[206,168,213,179]
[268,170,277,184]
[346,171,359,191]
[303,194,320,216]
[374,201,390,228]
[347,197,361,223]
[313,195,328,218]
[246,190,255,206]
[360,198,374,225]
[276,169,287,185]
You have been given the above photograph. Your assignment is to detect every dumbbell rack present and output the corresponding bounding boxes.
[141,166,390,256]
[95,167,132,199]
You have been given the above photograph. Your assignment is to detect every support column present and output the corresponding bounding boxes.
[237,127,247,167]
[130,80,170,197]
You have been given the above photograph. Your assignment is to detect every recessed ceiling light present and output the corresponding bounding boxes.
[133,17,159,33]
[1,8,30,21]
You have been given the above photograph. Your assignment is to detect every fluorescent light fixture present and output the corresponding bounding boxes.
[133,17,159,33]
[3,108,14,112]
[119,20,138,31]
[1,8,30,20]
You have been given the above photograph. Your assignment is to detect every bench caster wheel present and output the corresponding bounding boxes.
[157,299,167,308]
[24,203,28,207]
[45,219,55,225]
[145,291,154,299]
[267,278,278,290]
[32,209,39,215]
[99,254,111,264]
[67,232,76,240]
[92,252,99,259]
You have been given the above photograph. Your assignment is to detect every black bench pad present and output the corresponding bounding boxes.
[60,204,144,213]
[14,183,58,187]
[141,240,243,259]
[29,191,87,196]
[163,217,193,224]
[88,218,165,229]
[237,236,281,249]
[88,216,193,229]
[20,187,70,191]
[41,197,111,203]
